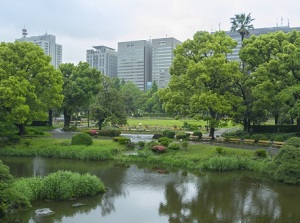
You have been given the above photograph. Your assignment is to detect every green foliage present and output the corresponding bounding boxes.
[250,134,267,142]
[285,137,300,148]
[113,136,131,145]
[0,42,63,135]
[216,147,224,155]
[151,145,166,153]
[152,133,163,139]
[272,145,300,184]
[192,131,203,138]
[71,133,93,146]
[137,141,145,148]
[182,122,198,130]
[158,137,171,147]
[272,135,285,142]
[255,149,267,158]
[0,161,13,184]
[11,171,105,201]
[97,129,121,137]
[162,130,176,139]
[181,141,189,151]
[0,188,31,210]
[168,143,180,150]
[176,132,188,140]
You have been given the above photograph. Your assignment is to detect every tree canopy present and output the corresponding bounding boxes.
[0,41,63,135]
[159,31,242,138]
[230,13,255,41]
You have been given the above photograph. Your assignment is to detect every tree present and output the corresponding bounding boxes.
[90,76,127,130]
[230,13,255,41]
[59,62,101,129]
[120,81,143,115]
[0,42,63,135]
[159,31,242,138]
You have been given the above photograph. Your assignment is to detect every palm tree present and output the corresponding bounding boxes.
[230,13,255,41]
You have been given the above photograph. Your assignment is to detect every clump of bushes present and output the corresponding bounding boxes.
[285,137,300,148]
[71,133,93,146]
[85,129,98,136]
[251,134,267,143]
[137,141,145,149]
[97,129,121,137]
[216,147,224,155]
[192,131,203,139]
[152,133,163,139]
[255,149,267,158]
[162,130,176,139]
[158,137,171,146]
[176,132,189,140]
[272,135,285,142]
[168,142,180,150]
[151,145,166,153]
[113,136,131,145]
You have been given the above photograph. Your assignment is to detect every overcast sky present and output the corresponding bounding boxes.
[1,0,300,64]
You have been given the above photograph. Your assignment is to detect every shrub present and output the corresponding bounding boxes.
[98,129,121,137]
[255,149,267,158]
[151,145,166,153]
[162,130,176,139]
[192,131,202,139]
[176,132,188,140]
[71,133,93,146]
[85,129,98,136]
[168,143,180,150]
[63,126,77,131]
[146,141,159,149]
[158,137,171,146]
[152,133,163,139]
[113,136,131,145]
[216,147,224,155]
[181,141,189,151]
[272,135,285,142]
[285,137,300,148]
[250,134,266,143]
[7,134,21,144]
[137,141,145,148]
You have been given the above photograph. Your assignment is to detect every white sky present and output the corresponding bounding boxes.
[1,0,300,64]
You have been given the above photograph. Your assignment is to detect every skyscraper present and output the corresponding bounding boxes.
[117,40,152,91]
[152,37,181,88]
[86,46,118,77]
[16,31,62,69]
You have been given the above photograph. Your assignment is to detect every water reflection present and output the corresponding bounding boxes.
[1,156,299,223]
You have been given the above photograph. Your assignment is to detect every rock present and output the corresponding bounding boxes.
[34,208,55,216]
[72,203,86,207]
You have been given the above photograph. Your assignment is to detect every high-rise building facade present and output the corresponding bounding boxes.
[152,37,181,89]
[86,46,118,77]
[117,40,152,91]
[225,26,300,61]
[16,33,62,69]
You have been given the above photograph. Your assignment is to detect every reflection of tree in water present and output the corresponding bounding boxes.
[159,172,285,223]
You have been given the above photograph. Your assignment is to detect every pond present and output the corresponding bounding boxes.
[1,156,300,223]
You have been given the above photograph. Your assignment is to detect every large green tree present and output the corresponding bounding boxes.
[59,62,101,129]
[90,76,127,130]
[159,31,242,138]
[120,81,143,115]
[0,42,63,135]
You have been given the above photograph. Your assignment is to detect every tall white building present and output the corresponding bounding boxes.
[117,40,152,91]
[152,37,181,88]
[16,30,62,69]
[225,26,300,61]
[86,46,118,77]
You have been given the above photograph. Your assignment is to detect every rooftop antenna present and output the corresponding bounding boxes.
[288,19,290,27]
[218,22,221,31]
[22,26,28,38]
[281,17,283,26]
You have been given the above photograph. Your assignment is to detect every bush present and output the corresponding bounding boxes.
[272,135,285,142]
[216,147,224,155]
[137,141,145,148]
[168,143,180,150]
[85,129,98,136]
[285,137,300,148]
[7,134,21,144]
[158,137,171,147]
[152,133,163,139]
[176,132,188,140]
[255,149,267,158]
[146,141,159,149]
[181,141,189,151]
[162,130,176,139]
[113,136,131,145]
[151,145,166,153]
[98,129,121,137]
[71,133,93,146]
[63,126,77,131]
[250,134,267,143]
[192,131,202,139]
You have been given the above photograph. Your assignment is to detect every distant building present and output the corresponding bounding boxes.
[151,37,181,88]
[225,26,300,61]
[117,40,152,91]
[16,31,62,69]
[86,46,118,77]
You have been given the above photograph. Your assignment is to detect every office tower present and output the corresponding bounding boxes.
[86,46,118,77]
[225,26,300,61]
[117,40,152,91]
[16,30,62,69]
[152,37,181,88]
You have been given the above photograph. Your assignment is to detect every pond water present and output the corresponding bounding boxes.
[1,156,300,223]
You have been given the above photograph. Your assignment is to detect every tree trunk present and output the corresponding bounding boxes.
[243,118,248,131]
[274,114,279,125]
[63,110,71,129]
[17,124,26,136]
[48,109,53,127]
[209,127,215,140]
